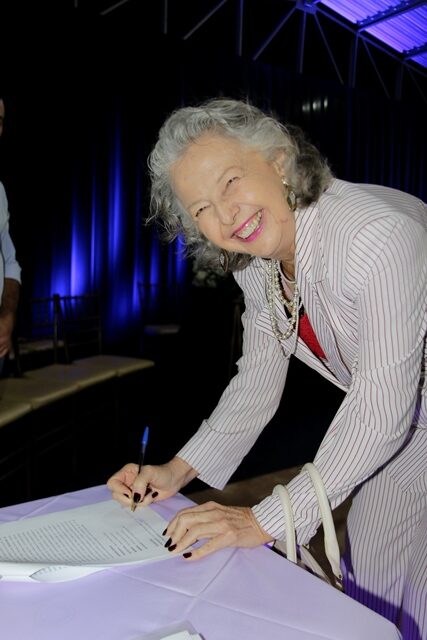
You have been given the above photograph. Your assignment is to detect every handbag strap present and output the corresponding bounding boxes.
[273,463,343,585]
[302,463,342,584]
[272,484,297,563]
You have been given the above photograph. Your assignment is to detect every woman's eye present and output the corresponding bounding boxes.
[226,176,239,187]
[195,205,208,218]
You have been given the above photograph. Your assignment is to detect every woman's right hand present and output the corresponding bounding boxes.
[106,456,198,509]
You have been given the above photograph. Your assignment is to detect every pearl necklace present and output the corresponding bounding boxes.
[267,259,301,341]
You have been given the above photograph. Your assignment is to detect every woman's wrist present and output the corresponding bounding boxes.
[168,456,199,489]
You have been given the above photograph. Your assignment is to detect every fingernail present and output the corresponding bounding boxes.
[168,544,177,552]
[124,493,130,499]
[144,487,152,497]
[151,491,159,498]
[183,552,192,558]
[164,537,172,548]
[133,492,141,504]
[162,528,167,536]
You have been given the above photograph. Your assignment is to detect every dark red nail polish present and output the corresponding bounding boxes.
[144,487,152,497]
[162,528,167,536]
[151,491,159,498]
[164,537,172,548]
[133,492,141,504]
[183,552,192,558]
[168,544,177,552]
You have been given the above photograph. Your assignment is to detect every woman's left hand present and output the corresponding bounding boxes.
[164,501,274,559]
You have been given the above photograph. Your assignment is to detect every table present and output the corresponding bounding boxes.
[0,485,401,640]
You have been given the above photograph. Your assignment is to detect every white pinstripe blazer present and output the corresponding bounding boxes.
[179,179,427,543]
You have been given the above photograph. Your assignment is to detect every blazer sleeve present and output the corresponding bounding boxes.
[177,268,290,489]
[253,213,427,542]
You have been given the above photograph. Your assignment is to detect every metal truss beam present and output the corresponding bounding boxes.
[313,12,344,84]
[80,0,427,101]
[252,6,297,60]
[362,39,390,98]
[315,4,426,78]
[183,0,229,41]
[404,42,427,59]
[100,0,132,17]
[236,0,244,57]
[357,0,426,30]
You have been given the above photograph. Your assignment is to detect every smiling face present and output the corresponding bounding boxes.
[171,133,296,268]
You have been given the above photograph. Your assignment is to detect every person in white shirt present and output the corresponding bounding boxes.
[107,98,426,639]
[0,96,21,374]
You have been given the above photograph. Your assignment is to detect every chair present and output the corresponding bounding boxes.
[3,292,155,409]
[4,293,84,404]
[10,293,115,392]
[58,292,155,377]
[10,294,64,375]
[58,293,102,362]
[137,282,183,361]
[11,294,154,408]
[0,294,155,504]
[56,293,156,474]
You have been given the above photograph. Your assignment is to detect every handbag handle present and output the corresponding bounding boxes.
[272,484,297,563]
[302,463,342,583]
[273,462,343,585]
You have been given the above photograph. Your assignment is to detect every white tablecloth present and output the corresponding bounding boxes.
[0,485,401,640]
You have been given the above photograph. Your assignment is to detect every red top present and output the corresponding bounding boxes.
[298,312,326,360]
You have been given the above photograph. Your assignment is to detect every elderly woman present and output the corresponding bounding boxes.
[107,98,426,639]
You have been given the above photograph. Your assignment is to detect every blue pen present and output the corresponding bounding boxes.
[131,426,150,512]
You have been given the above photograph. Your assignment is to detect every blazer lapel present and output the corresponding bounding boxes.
[251,201,353,389]
[296,203,352,387]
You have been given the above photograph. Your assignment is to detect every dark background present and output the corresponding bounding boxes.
[0,1,425,492]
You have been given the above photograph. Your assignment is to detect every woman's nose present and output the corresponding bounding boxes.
[217,201,239,225]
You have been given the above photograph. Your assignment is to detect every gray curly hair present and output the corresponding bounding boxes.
[147,97,333,272]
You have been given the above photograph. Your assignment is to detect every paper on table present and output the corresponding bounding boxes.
[137,621,203,640]
[158,633,201,640]
[0,499,179,582]
[150,633,201,640]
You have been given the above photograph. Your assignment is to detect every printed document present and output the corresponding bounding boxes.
[0,500,177,582]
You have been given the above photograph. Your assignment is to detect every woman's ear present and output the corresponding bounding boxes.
[272,150,286,178]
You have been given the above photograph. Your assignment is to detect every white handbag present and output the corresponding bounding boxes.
[273,462,344,591]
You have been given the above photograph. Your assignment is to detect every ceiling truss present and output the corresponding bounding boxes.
[81,0,427,103]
